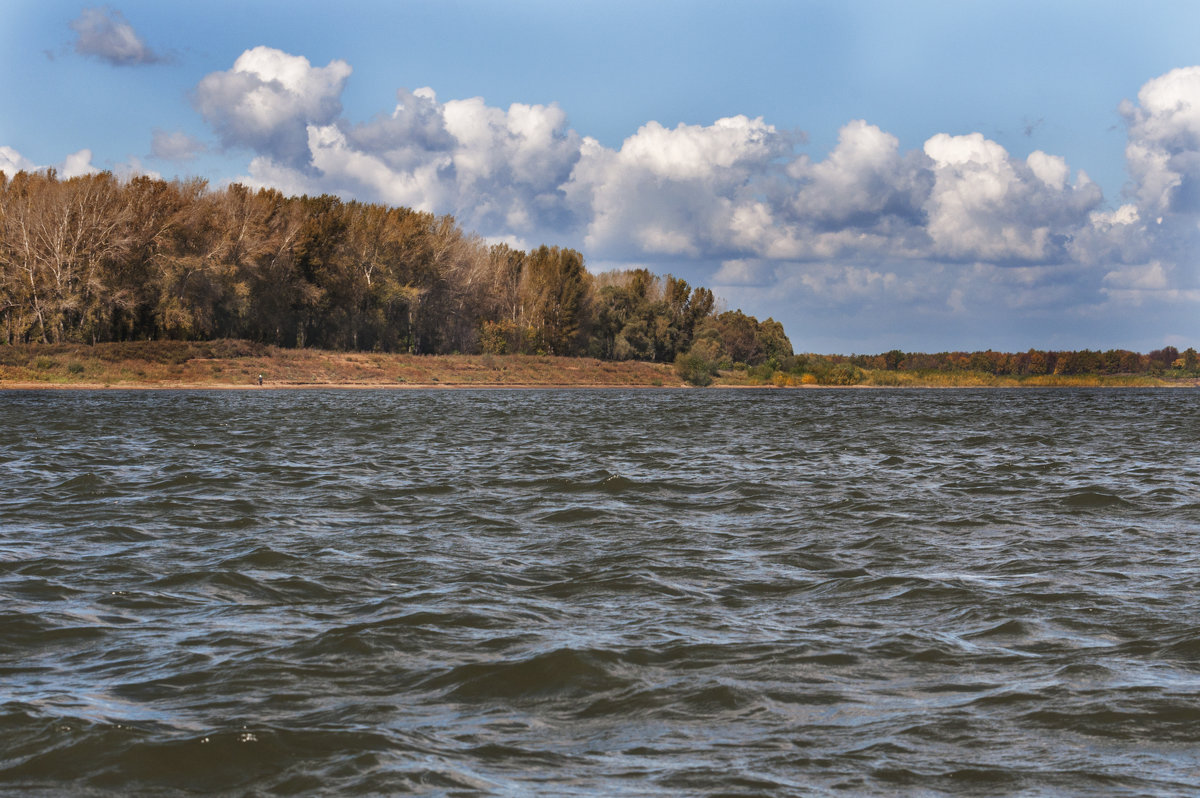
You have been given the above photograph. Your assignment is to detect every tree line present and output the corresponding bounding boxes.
[0,170,790,363]
[845,347,1199,376]
[670,346,1200,387]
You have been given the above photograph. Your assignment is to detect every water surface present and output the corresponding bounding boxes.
[2,388,1199,795]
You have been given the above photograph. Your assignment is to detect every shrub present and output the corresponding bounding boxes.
[868,370,901,386]
[821,363,865,385]
[747,363,776,383]
[479,321,509,355]
[675,352,714,386]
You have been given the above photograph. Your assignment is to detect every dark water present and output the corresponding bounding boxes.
[2,388,1200,796]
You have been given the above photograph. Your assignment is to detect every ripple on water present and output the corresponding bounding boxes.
[2,388,1200,795]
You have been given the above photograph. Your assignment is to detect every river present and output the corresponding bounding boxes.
[2,388,1199,795]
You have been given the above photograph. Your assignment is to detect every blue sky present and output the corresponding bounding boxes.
[4,1,1200,353]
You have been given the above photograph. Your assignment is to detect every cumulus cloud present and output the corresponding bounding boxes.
[0,146,36,177]
[192,45,795,255]
[1104,261,1170,293]
[1121,66,1200,215]
[712,258,776,286]
[60,149,100,178]
[792,263,908,304]
[921,132,1103,263]
[151,129,206,161]
[112,156,161,181]
[1096,66,1200,312]
[788,121,928,228]
[565,115,793,259]
[758,120,933,260]
[70,6,162,66]
[236,80,584,237]
[1100,260,1200,306]
[193,47,352,165]
[197,47,1113,272]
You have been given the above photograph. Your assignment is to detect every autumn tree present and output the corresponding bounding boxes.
[0,170,748,359]
[521,245,588,355]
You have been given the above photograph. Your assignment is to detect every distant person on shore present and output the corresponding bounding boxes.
[258,374,263,386]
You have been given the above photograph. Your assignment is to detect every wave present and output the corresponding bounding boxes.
[5,389,1200,794]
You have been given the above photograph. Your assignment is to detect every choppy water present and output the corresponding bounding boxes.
[2,388,1200,796]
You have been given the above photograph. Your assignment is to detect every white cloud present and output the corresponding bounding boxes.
[713,258,775,286]
[233,77,583,238]
[794,263,906,304]
[193,46,352,164]
[70,7,162,66]
[788,120,928,226]
[484,233,532,251]
[1027,150,1069,191]
[151,129,206,161]
[1104,261,1169,291]
[762,120,933,260]
[1100,261,1200,305]
[565,115,793,259]
[112,156,161,181]
[438,95,582,232]
[1090,204,1140,227]
[611,116,785,181]
[1,146,159,183]
[241,155,320,199]
[60,149,100,178]
[921,132,1103,263]
[195,48,1128,275]
[0,146,36,177]
[1121,66,1200,215]
[1098,66,1200,313]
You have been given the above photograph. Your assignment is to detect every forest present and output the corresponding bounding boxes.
[0,170,792,366]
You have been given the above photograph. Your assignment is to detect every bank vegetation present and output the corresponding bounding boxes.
[0,170,789,371]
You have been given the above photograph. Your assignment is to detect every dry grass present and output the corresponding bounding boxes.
[0,341,1193,389]
[860,369,1173,388]
[0,341,681,388]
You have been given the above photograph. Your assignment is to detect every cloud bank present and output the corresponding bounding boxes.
[70,7,162,66]
[189,48,1200,345]
[9,45,1200,349]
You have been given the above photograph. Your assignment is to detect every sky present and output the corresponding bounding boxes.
[3,1,1200,353]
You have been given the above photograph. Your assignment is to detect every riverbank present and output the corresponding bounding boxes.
[0,340,1195,389]
[0,341,682,389]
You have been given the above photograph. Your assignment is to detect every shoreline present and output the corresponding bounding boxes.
[2,380,1196,391]
[0,381,688,391]
[2,342,1195,390]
